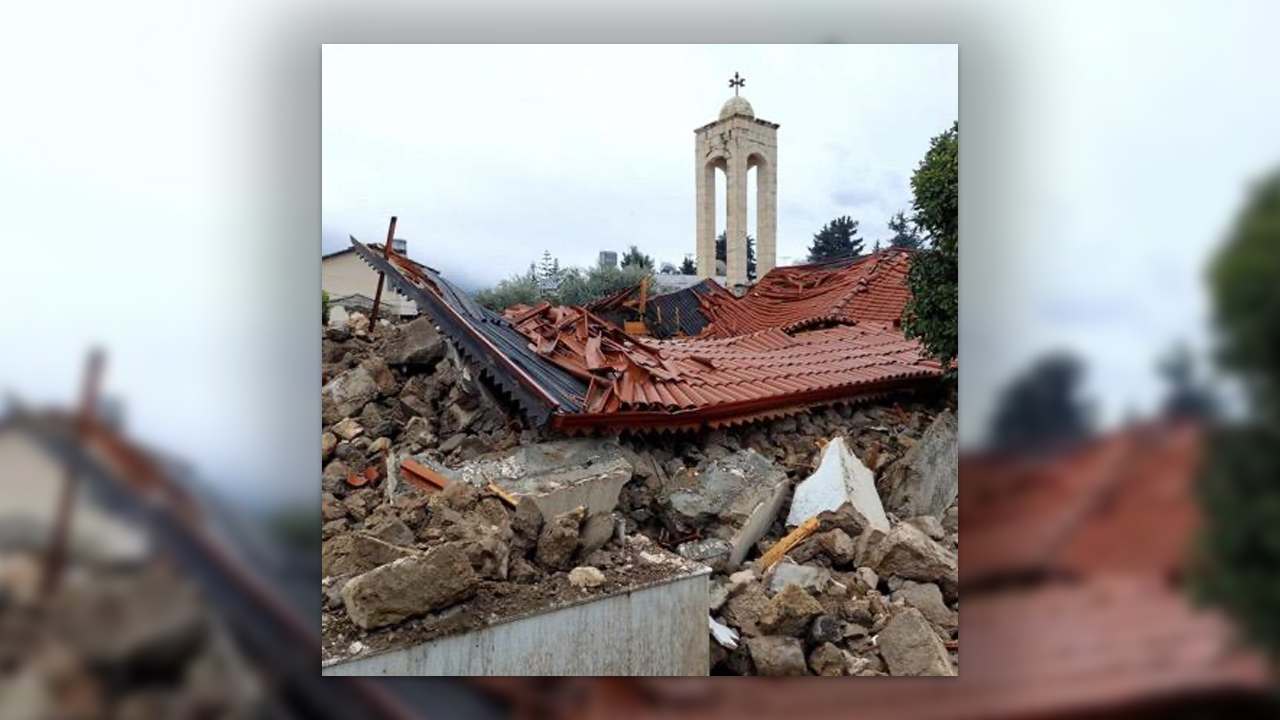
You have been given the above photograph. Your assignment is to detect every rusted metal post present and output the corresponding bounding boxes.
[41,348,105,597]
[368,216,398,325]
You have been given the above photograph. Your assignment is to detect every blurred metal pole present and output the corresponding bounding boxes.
[368,215,398,325]
[41,348,105,597]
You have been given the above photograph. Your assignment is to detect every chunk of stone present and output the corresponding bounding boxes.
[767,562,836,595]
[942,504,959,535]
[341,543,477,630]
[808,642,854,676]
[665,449,789,568]
[510,496,544,557]
[787,438,889,532]
[577,512,616,559]
[866,522,958,600]
[382,317,446,366]
[568,566,605,588]
[321,432,337,462]
[321,492,346,522]
[332,417,364,441]
[677,537,734,572]
[461,526,511,580]
[876,607,955,676]
[906,515,945,541]
[708,580,731,612]
[893,582,957,630]
[855,567,880,591]
[814,528,858,566]
[722,582,769,636]
[807,614,842,646]
[759,584,824,637]
[746,636,808,676]
[365,517,414,547]
[536,506,585,570]
[322,367,379,425]
[882,410,958,519]
[322,533,413,578]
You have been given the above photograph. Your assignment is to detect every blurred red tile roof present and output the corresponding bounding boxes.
[962,421,1204,586]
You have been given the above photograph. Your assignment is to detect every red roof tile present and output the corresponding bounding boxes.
[696,249,915,338]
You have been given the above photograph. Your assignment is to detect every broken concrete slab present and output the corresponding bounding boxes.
[340,543,478,630]
[456,439,634,523]
[664,449,789,568]
[876,607,955,676]
[786,437,889,532]
[382,317,446,367]
[882,409,958,519]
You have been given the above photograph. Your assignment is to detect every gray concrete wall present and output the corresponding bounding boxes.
[323,570,709,676]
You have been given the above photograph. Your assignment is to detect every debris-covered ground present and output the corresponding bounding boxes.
[0,554,267,719]
[321,313,958,676]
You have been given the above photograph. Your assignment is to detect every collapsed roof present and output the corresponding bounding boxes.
[350,238,945,433]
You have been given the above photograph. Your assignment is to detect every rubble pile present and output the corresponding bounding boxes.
[320,313,958,675]
[0,555,265,719]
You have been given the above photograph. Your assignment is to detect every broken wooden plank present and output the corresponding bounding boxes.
[759,517,819,571]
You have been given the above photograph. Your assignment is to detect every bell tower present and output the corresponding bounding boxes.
[695,72,779,288]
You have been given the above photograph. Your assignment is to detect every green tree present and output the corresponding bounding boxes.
[679,256,696,275]
[807,216,862,262]
[322,291,331,324]
[901,121,959,365]
[1195,168,1280,658]
[886,211,923,250]
[620,245,654,270]
[474,264,542,311]
[1157,343,1219,420]
[716,231,758,280]
[988,351,1093,453]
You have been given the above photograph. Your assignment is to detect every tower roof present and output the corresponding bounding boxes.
[719,95,755,119]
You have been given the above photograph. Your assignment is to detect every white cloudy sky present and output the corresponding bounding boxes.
[1,1,1278,505]
[322,44,958,289]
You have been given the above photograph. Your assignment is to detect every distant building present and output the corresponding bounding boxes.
[598,251,618,269]
[322,239,419,317]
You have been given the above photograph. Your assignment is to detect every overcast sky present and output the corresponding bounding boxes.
[322,44,958,289]
[2,4,1278,505]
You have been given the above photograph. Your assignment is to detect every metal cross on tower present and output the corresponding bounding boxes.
[729,72,745,96]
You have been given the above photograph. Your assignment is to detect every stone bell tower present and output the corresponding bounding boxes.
[695,72,779,288]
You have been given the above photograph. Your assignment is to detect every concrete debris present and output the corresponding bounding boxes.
[677,537,734,572]
[568,565,606,588]
[882,409,958,519]
[321,533,413,578]
[893,581,957,630]
[866,521,959,601]
[759,584,824,637]
[709,616,740,649]
[342,544,477,630]
[318,318,958,676]
[875,607,955,676]
[786,437,889,532]
[382,316,446,366]
[746,636,808,676]
[767,561,839,596]
[664,449,789,568]
[535,506,586,570]
[809,641,857,676]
